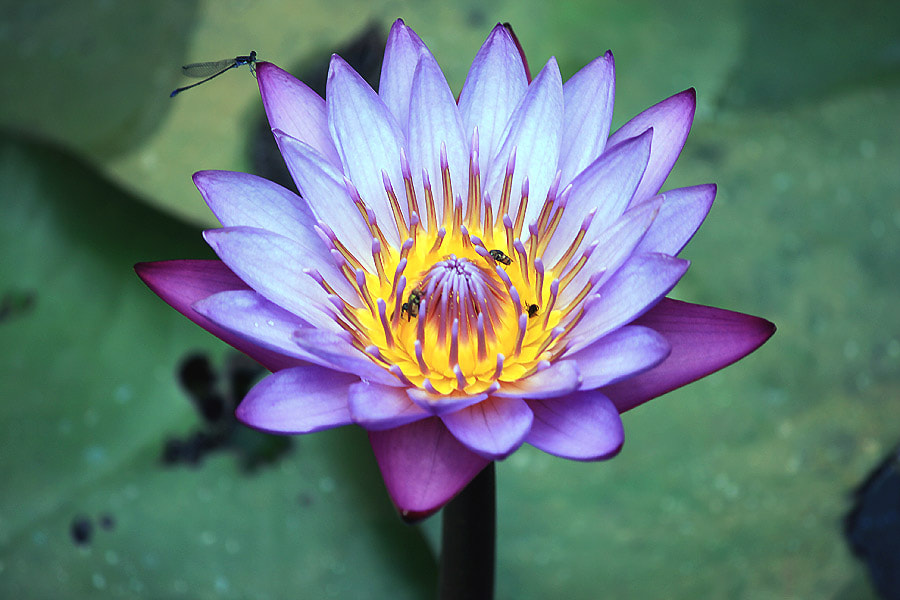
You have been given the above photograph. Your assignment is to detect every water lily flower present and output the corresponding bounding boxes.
[137,19,774,520]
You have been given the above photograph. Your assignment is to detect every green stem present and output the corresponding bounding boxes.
[438,463,496,600]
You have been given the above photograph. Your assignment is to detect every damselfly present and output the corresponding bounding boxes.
[170,51,258,97]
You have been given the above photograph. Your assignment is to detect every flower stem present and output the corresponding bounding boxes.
[438,462,496,600]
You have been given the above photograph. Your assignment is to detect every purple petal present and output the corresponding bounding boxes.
[485,58,563,226]
[193,170,313,240]
[235,365,356,434]
[327,55,407,246]
[368,418,491,520]
[134,260,298,372]
[602,298,776,413]
[441,396,533,460]
[559,51,615,186]
[543,130,651,266]
[493,360,581,399]
[274,131,374,269]
[379,19,429,131]
[633,184,716,256]
[608,88,696,205]
[348,381,430,430]
[458,24,528,180]
[256,62,342,167]
[567,325,671,389]
[567,253,690,352]
[407,50,468,227]
[292,329,403,388]
[526,391,624,460]
[202,226,352,328]
[407,389,488,416]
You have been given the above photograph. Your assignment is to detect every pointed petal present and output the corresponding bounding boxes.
[568,325,671,389]
[486,58,564,226]
[193,170,313,240]
[559,51,615,186]
[493,360,581,399]
[633,184,716,256]
[379,19,429,131]
[348,381,430,430]
[407,50,468,226]
[568,253,690,352]
[134,260,297,372]
[543,130,651,265]
[368,418,491,520]
[458,24,528,180]
[608,88,696,205]
[274,131,375,269]
[235,365,356,434]
[441,396,533,460]
[256,62,342,167]
[292,329,403,388]
[526,391,623,460]
[202,227,351,329]
[327,55,406,246]
[602,298,776,413]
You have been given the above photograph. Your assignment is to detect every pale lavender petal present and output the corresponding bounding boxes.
[608,88,696,205]
[407,389,488,416]
[368,418,491,520]
[202,227,352,328]
[458,24,528,180]
[602,299,776,413]
[485,58,563,226]
[327,55,406,246]
[567,325,671,389]
[493,360,580,399]
[274,131,374,269]
[559,51,615,186]
[543,130,651,265]
[558,197,662,306]
[441,396,533,460]
[407,51,468,226]
[256,62,342,167]
[134,260,298,372]
[379,19,429,131]
[291,329,403,388]
[235,365,357,434]
[567,253,690,352]
[193,170,313,240]
[348,381,430,430]
[633,184,716,256]
[526,391,623,460]
[192,290,317,362]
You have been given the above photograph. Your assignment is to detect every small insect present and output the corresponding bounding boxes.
[525,302,540,318]
[489,249,512,265]
[170,51,258,97]
[401,289,424,321]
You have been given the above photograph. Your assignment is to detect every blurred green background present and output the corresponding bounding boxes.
[2,0,898,598]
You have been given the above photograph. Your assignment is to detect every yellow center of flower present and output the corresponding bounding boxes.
[314,136,596,397]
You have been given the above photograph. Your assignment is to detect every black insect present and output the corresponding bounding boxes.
[525,303,540,318]
[489,249,512,265]
[401,289,424,321]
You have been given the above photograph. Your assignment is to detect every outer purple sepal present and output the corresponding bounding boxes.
[368,418,491,521]
[602,298,776,413]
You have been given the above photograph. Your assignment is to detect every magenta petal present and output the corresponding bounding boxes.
[602,298,776,413]
[135,260,297,372]
[493,360,581,399]
[379,18,429,131]
[236,365,356,434]
[256,62,342,167]
[348,381,430,430]
[568,325,671,389]
[559,51,615,186]
[441,396,533,460]
[368,418,491,520]
[526,391,624,461]
[608,88,696,205]
[633,184,716,256]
